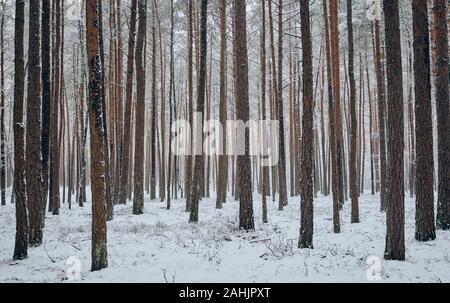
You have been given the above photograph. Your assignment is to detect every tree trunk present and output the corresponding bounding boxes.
[50,0,61,216]
[299,0,314,249]
[217,0,228,209]
[189,0,208,223]
[383,0,405,261]
[118,0,137,205]
[41,0,51,214]
[233,0,254,231]
[277,0,288,210]
[0,2,5,207]
[167,0,175,210]
[133,0,147,215]
[26,0,44,247]
[260,0,268,224]
[412,0,436,241]
[374,9,388,211]
[434,0,450,230]
[185,0,194,212]
[347,0,359,223]
[323,0,340,233]
[13,0,28,260]
[150,2,157,201]
[86,0,108,271]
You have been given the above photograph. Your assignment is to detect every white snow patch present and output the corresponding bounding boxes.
[1,192,449,283]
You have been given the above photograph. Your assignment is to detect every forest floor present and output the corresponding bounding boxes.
[1,190,450,283]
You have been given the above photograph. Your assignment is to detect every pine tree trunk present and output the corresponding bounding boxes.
[13,0,28,260]
[323,0,340,233]
[118,0,137,205]
[260,0,268,224]
[347,0,359,224]
[50,0,61,216]
[383,0,405,261]
[299,0,314,248]
[26,0,44,247]
[190,0,208,224]
[185,0,194,212]
[41,0,51,214]
[133,0,147,215]
[167,0,175,210]
[233,0,254,231]
[412,0,436,241]
[86,0,108,271]
[0,3,5,207]
[150,3,157,201]
[434,0,450,230]
[320,64,328,196]
[155,0,166,203]
[374,13,388,211]
[216,0,228,209]
[277,0,288,210]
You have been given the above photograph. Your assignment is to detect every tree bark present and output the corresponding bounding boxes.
[323,0,340,233]
[233,0,254,231]
[50,0,61,216]
[133,0,147,215]
[412,0,436,241]
[383,0,405,261]
[299,0,314,248]
[190,0,208,223]
[347,0,359,224]
[217,0,228,209]
[185,0,194,212]
[0,1,5,207]
[260,0,268,223]
[277,0,288,210]
[26,0,44,247]
[13,0,28,260]
[374,11,388,212]
[434,0,450,230]
[118,0,138,205]
[86,0,108,271]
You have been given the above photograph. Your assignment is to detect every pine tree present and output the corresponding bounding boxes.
[383,0,405,261]
[299,0,314,248]
[216,0,228,209]
[0,0,5,207]
[276,0,288,210]
[233,0,254,231]
[150,0,157,201]
[13,0,28,260]
[434,0,450,230]
[347,0,359,223]
[133,0,147,215]
[185,0,194,212]
[26,0,44,247]
[373,1,388,212]
[166,0,175,209]
[86,0,108,271]
[190,0,208,223]
[119,0,138,205]
[41,0,51,213]
[323,0,340,233]
[412,0,436,241]
[49,0,61,215]
[260,0,268,224]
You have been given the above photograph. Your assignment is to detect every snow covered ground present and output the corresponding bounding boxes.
[1,191,449,283]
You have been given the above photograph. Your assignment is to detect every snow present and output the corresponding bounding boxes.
[1,191,449,283]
